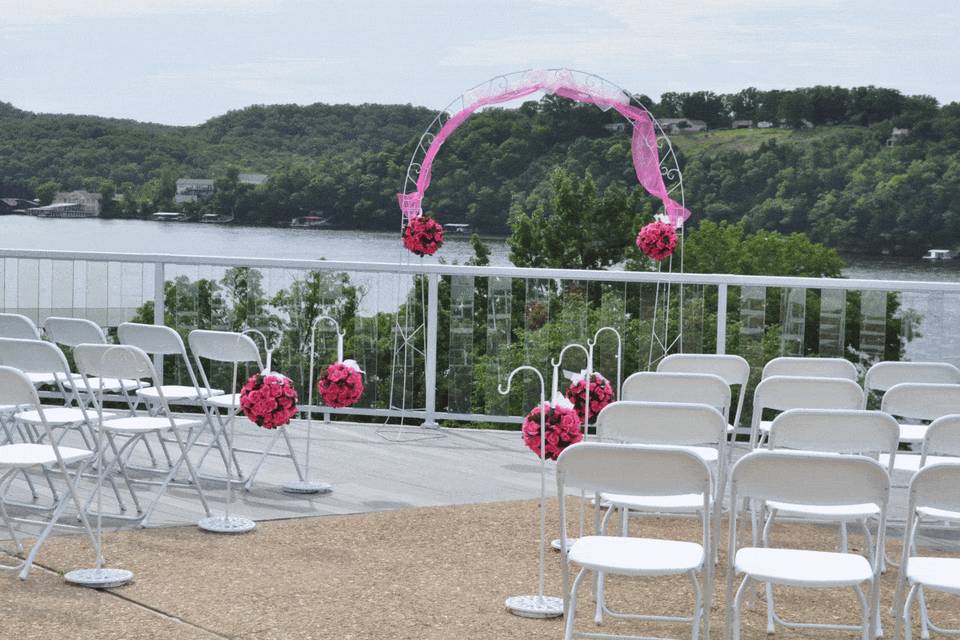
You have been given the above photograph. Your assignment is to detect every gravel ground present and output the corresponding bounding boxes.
[2,498,958,639]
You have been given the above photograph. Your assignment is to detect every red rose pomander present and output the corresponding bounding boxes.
[403,216,444,257]
[636,220,678,261]
[239,373,299,429]
[317,361,364,408]
[521,402,583,461]
[565,372,614,424]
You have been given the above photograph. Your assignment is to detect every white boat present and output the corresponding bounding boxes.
[290,215,329,229]
[446,223,471,234]
[152,211,188,222]
[922,249,953,261]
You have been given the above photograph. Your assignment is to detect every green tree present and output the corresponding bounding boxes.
[35,180,59,205]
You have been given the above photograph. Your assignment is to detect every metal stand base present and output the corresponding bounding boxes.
[64,567,133,589]
[505,594,564,618]
[551,537,576,552]
[198,515,256,534]
[281,480,333,494]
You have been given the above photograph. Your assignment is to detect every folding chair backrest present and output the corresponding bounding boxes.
[74,344,155,383]
[865,361,960,393]
[657,353,750,387]
[768,409,899,456]
[762,356,859,381]
[621,372,730,414]
[753,376,864,414]
[597,401,726,447]
[923,414,960,458]
[731,450,889,508]
[188,330,263,366]
[42,316,107,347]
[0,313,41,339]
[0,365,42,408]
[557,442,711,498]
[119,322,187,356]
[0,337,73,376]
[880,383,960,422]
[908,463,960,517]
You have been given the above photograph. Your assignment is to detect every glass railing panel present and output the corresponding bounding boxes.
[49,260,75,319]
[779,287,806,356]
[447,274,474,413]
[858,289,888,367]
[484,275,512,415]
[818,288,846,357]
[739,285,766,376]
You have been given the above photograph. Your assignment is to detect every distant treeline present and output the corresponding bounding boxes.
[2,85,960,256]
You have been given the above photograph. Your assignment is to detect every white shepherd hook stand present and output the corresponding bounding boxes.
[548,327,622,553]
[283,314,340,494]
[65,352,133,588]
[198,333,257,534]
[499,366,564,619]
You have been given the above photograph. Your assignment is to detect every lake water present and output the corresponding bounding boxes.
[1,216,958,363]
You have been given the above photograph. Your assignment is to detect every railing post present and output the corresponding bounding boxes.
[153,261,165,383]
[716,283,727,355]
[423,272,440,428]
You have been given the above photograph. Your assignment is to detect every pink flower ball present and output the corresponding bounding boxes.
[521,402,583,461]
[636,220,678,261]
[402,216,444,257]
[317,362,364,408]
[239,373,299,429]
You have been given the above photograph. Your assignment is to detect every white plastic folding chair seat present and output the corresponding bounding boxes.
[758,420,773,434]
[62,376,145,393]
[899,424,928,443]
[735,548,873,587]
[603,492,705,512]
[765,500,880,520]
[16,406,115,425]
[138,385,224,401]
[25,371,63,386]
[569,535,704,576]
[905,557,960,595]
[205,393,242,408]
[916,506,960,522]
[880,453,960,473]
[0,442,93,468]
[100,416,203,434]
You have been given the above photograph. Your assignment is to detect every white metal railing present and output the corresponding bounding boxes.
[1,248,958,428]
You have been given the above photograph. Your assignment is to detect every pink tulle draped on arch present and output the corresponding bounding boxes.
[398,71,690,227]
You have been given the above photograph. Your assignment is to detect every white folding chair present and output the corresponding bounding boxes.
[557,442,713,640]
[622,371,733,437]
[726,451,889,640]
[762,356,859,381]
[763,409,899,632]
[865,361,960,397]
[43,316,146,397]
[894,463,960,640]
[881,413,960,489]
[0,365,97,579]
[880,383,960,447]
[188,330,304,487]
[596,400,726,548]
[749,375,864,447]
[73,344,211,527]
[657,353,750,438]
[118,322,224,407]
[0,313,61,387]
[0,338,129,511]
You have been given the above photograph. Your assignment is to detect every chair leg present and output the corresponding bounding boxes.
[732,576,751,640]
[18,483,74,579]
[916,586,931,640]
[593,571,604,625]
[690,569,703,640]
[841,521,849,552]
[564,568,586,640]
[855,585,869,640]
[0,469,23,554]
[904,584,918,640]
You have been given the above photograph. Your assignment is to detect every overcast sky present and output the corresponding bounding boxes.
[1,0,957,126]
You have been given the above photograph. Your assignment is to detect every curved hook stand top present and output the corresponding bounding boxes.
[588,326,624,401]
[309,315,345,364]
[242,328,280,373]
[550,342,589,401]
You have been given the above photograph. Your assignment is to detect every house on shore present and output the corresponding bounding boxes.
[0,197,38,214]
[175,178,215,204]
[28,190,102,217]
[659,118,708,133]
